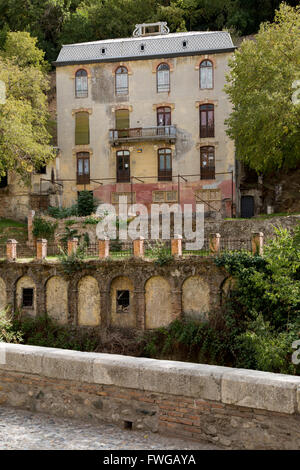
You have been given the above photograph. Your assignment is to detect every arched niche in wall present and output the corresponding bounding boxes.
[16,276,37,318]
[46,276,69,325]
[78,276,100,326]
[0,277,7,311]
[110,276,135,328]
[145,276,172,329]
[182,276,210,321]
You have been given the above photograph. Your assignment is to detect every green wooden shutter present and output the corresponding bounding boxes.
[75,112,90,145]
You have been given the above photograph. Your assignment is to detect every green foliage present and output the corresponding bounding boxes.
[0,308,23,343]
[225,3,300,174]
[47,205,78,219]
[147,240,173,265]
[83,216,100,225]
[58,245,86,275]
[32,216,57,240]
[13,314,99,352]
[77,191,98,217]
[0,32,55,179]
[0,1,298,63]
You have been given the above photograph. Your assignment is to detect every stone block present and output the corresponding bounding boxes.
[222,368,300,414]
[0,343,46,375]
[42,349,99,383]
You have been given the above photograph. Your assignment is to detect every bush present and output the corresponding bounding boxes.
[0,309,23,344]
[147,240,173,265]
[77,191,98,216]
[32,217,57,240]
[13,314,98,352]
[48,205,78,219]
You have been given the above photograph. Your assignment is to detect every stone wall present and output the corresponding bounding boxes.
[0,258,226,329]
[0,343,299,449]
[34,214,300,247]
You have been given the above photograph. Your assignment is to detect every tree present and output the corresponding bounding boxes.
[0,32,55,179]
[225,3,300,174]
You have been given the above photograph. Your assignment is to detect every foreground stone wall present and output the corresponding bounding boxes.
[0,258,226,329]
[0,343,299,449]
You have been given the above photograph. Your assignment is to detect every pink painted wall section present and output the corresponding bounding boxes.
[94,179,235,217]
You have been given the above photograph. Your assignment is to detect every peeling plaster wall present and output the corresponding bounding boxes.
[0,277,7,311]
[182,275,210,320]
[145,276,173,329]
[46,276,69,324]
[78,276,101,326]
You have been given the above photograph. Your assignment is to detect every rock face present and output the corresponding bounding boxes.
[0,343,299,450]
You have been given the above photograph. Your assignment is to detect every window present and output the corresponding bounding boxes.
[36,164,47,174]
[158,148,172,181]
[116,150,130,183]
[115,66,128,95]
[157,106,171,126]
[140,44,145,51]
[153,190,177,203]
[0,173,8,188]
[77,152,90,184]
[200,60,213,89]
[200,104,214,138]
[75,112,90,145]
[157,63,170,93]
[182,40,187,48]
[117,290,130,313]
[75,69,88,98]
[22,288,34,307]
[200,146,215,180]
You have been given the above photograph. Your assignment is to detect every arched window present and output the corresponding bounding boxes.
[115,66,128,95]
[200,147,215,180]
[77,152,90,184]
[200,104,214,138]
[75,112,90,145]
[75,69,88,98]
[158,148,172,181]
[116,150,130,183]
[200,60,213,89]
[157,63,170,93]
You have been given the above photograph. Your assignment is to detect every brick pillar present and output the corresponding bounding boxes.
[251,232,264,255]
[27,210,35,245]
[98,239,110,259]
[171,235,182,257]
[36,239,47,260]
[68,238,78,256]
[209,233,221,254]
[6,239,18,262]
[133,237,144,258]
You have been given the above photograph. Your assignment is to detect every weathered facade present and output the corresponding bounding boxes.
[0,258,227,329]
[54,23,236,217]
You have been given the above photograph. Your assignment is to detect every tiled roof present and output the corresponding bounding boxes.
[55,31,235,65]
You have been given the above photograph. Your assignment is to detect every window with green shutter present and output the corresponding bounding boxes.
[75,112,90,145]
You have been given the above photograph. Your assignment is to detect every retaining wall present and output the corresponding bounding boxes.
[0,343,299,449]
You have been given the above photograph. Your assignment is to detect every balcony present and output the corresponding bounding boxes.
[109,125,177,144]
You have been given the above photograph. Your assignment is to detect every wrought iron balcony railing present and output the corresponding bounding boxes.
[109,125,177,144]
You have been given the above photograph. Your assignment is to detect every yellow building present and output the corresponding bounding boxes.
[0,22,236,220]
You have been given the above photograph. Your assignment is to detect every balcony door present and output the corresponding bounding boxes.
[157,106,171,136]
[117,150,130,183]
[158,148,172,181]
[77,152,90,184]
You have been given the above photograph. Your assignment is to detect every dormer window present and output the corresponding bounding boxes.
[182,40,187,48]
[101,48,106,54]
[133,22,169,37]
[140,44,145,52]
